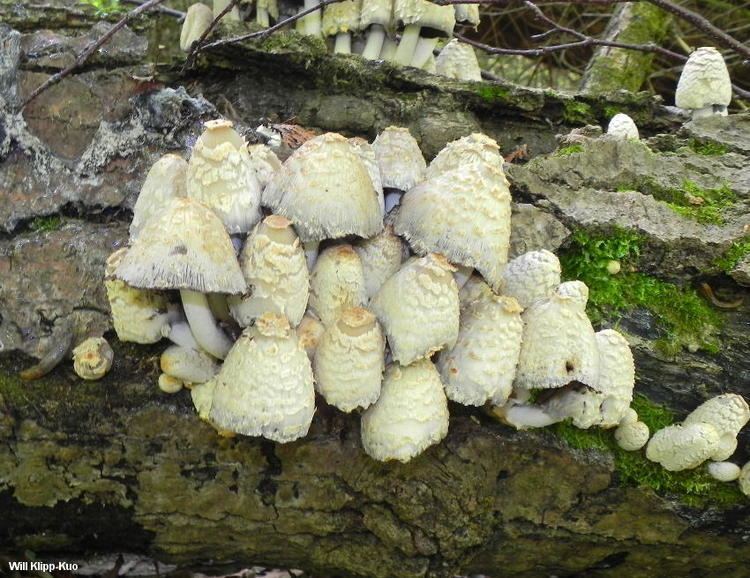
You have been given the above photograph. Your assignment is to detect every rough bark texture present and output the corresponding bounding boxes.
[1,3,750,576]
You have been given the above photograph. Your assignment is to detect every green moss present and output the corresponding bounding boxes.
[80,0,125,15]
[551,395,744,508]
[555,144,584,157]
[560,229,721,354]
[714,236,750,272]
[603,105,621,120]
[562,100,594,124]
[688,139,728,156]
[29,216,63,233]
[476,84,512,104]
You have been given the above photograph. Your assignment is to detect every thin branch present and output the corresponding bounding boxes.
[120,0,185,19]
[18,0,167,112]
[183,0,244,70]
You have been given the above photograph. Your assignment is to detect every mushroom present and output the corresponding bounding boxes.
[683,393,749,461]
[186,119,262,235]
[707,461,741,482]
[499,250,561,309]
[458,274,495,310]
[246,143,282,189]
[158,373,184,394]
[208,313,315,442]
[360,0,393,59]
[160,345,219,385]
[130,154,188,239]
[180,4,214,52]
[453,3,479,29]
[190,380,215,419]
[348,137,385,214]
[308,244,368,327]
[301,0,323,36]
[105,248,170,344]
[372,126,426,212]
[370,253,459,365]
[675,47,732,119]
[353,224,408,300]
[614,420,650,451]
[72,337,114,381]
[213,0,241,20]
[361,359,449,462]
[313,306,385,412]
[115,197,246,359]
[435,39,482,82]
[254,0,279,27]
[228,215,309,328]
[739,462,750,496]
[426,132,504,178]
[391,0,455,67]
[297,311,326,360]
[606,113,639,141]
[646,422,721,471]
[323,0,362,53]
[437,294,523,406]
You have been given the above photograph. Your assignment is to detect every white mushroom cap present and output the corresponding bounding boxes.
[707,461,741,482]
[435,39,482,82]
[208,313,315,442]
[323,0,363,36]
[437,294,523,406]
[213,0,240,20]
[556,280,589,306]
[348,137,385,214]
[683,393,749,461]
[393,0,455,36]
[180,3,214,52]
[370,253,460,365]
[115,197,245,294]
[263,133,383,243]
[228,215,309,327]
[739,462,750,496]
[514,282,600,390]
[499,250,561,309]
[606,113,640,141]
[247,144,282,190]
[372,127,427,192]
[361,359,449,462]
[158,373,184,394]
[426,133,505,179]
[130,154,187,239]
[314,307,385,412]
[186,119,262,235]
[394,161,511,290]
[72,337,114,381]
[458,274,495,310]
[190,380,215,420]
[543,388,605,430]
[645,422,721,471]
[593,329,635,427]
[297,311,326,361]
[454,4,479,27]
[675,47,732,113]
[309,244,367,327]
[614,420,649,451]
[353,224,408,300]
[620,407,639,426]
[360,0,393,28]
[160,345,219,384]
[105,248,170,344]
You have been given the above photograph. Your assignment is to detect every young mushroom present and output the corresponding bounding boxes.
[158,373,185,394]
[739,462,750,497]
[675,47,732,120]
[606,113,639,141]
[435,39,482,82]
[348,137,384,214]
[360,0,393,59]
[353,224,408,300]
[160,345,219,385]
[646,422,721,471]
[72,337,114,381]
[180,4,214,52]
[707,461,741,482]
[308,244,368,327]
[391,0,455,67]
[246,143,282,189]
[297,311,326,360]
[372,126,426,212]
[683,393,749,461]
[130,154,188,239]
[427,132,504,178]
[499,250,561,308]
[614,420,650,451]
[323,0,363,53]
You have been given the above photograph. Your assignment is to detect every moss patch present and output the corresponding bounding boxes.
[559,229,721,355]
[688,139,729,156]
[562,100,594,125]
[550,395,744,508]
[475,84,512,104]
[555,144,584,157]
[714,236,750,273]
[29,216,63,233]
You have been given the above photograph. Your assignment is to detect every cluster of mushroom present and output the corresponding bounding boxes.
[180,0,483,81]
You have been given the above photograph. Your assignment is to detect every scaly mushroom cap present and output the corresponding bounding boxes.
[393,0,455,36]
[360,0,393,28]
[454,4,479,27]
[370,253,460,365]
[372,127,427,192]
[739,462,750,496]
[606,113,639,141]
[263,133,383,243]
[646,422,721,471]
[361,359,449,462]
[394,161,511,290]
[313,307,385,412]
[105,248,170,344]
[309,244,367,327]
[130,154,187,239]
[208,313,315,442]
[707,461,741,482]
[354,224,408,299]
[180,3,213,51]
[187,119,262,234]
[435,39,482,82]
[115,197,246,294]
[458,274,495,309]
[72,337,114,381]
[349,137,385,214]
[297,311,326,360]
[614,420,650,451]
[228,215,309,327]
[675,47,732,111]
[437,294,523,406]
[247,144,282,189]
[683,393,749,461]
[160,345,219,384]
[323,0,363,35]
[426,133,505,179]
[593,329,635,427]
[499,250,561,308]
[514,283,600,390]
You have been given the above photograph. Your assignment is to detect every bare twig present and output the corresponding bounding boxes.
[183,0,244,70]
[120,0,185,19]
[18,0,167,112]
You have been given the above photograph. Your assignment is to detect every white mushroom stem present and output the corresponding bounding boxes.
[304,240,320,270]
[692,105,728,119]
[180,289,233,359]
[207,293,232,323]
[362,24,387,59]
[303,0,322,35]
[380,36,398,60]
[164,320,200,350]
[257,6,270,26]
[503,404,560,430]
[393,24,421,65]
[410,36,438,68]
[334,32,352,53]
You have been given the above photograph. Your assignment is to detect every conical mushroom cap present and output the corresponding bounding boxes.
[309,244,367,327]
[607,113,639,140]
[354,224,408,299]
[361,359,449,462]
[438,294,523,406]
[297,311,326,360]
[427,133,505,179]
[323,0,363,35]
[263,133,383,243]
[675,47,732,110]
[247,144,282,189]
[208,313,315,442]
[594,329,635,426]
[458,274,495,309]
[499,250,561,309]
[313,307,385,412]
[394,161,511,289]
[130,154,188,239]
[514,283,599,390]
[646,422,720,472]
[349,137,384,214]
[186,119,262,234]
[394,0,455,35]
[370,253,459,365]
[180,3,213,52]
[435,39,482,82]
[115,197,246,293]
[372,127,426,192]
